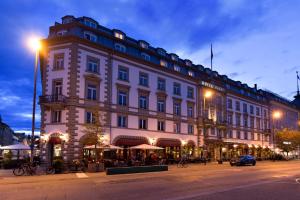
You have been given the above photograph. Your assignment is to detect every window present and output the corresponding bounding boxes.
[251,132,254,140]
[174,65,181,72]
[86,111,95,124]
[118,67,128,81]
[54,54,64,70]
[188,71,194,77]
[256,118,261,130]
[257,133,261,141]
[243,115,248,127]
[57,30,67,36]
[171,54,178,61]
[228,130,233,138]
[174,102,181,116]
[250,105,254,114]
[244,132,248,140]
[157,48,166,56]
[187,106,194,118]
[227,113,233,125]
[114,32,124,40]
[87,85,97,100]
[243,103,247,113]
[87,58,99,73]
[157,121,165,131]
[139,118,147,129]
[139,73,148,87]
[84,31,97,42]
[237,131,241,139]
[139,95,148,109]
[227,99,232,109]
[250,117,255,128]
[157,99,165,112]
[174,122,180,133]
[264,110,267,118]
[53,81,62,95]
[160,60,167,67]
[115,43,126,52]
[139,41,148,49]
[256,107,260,116]
[157,78,166,91]
[235,101,240,111]
[52,110,61,123]
[117,116,126,127]
[141,53,150,61]
[84,20,97,28]
[187,87,194,99]
[188,124,194,134]
[173,83,181,95]
[236,114,241,126]
[118,91,127,106]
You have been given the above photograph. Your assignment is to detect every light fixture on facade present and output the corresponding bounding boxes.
[272,110,282,119]
[204,90,213,98]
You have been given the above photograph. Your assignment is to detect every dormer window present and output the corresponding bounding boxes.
[141,53,150,61]
[185,60,192,66]
[57,30,67,36]
[84,19,97,29]
[188,71,194,77]
[157,48,166,56]
[139,40,149,49]
[174,65,181,72]
[115,43,126,53]
[170,54,178,61]
[114,31,125,40]
[160,60,167,67]
[84,31,97,42]
[62,16,74,24]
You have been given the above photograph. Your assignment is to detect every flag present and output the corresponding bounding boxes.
[297,71,299,80]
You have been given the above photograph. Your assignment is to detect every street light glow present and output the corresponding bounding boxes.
[27,36,41,52]
[272,111,282,119]
[204,90,213,98]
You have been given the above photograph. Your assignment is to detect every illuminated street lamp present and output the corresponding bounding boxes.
[27,36,41,163]
[272,111,282,120]
[271,110,282,157]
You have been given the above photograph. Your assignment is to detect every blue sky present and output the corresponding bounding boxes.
[0,0,300,133]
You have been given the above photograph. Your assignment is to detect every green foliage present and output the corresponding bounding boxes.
[275,129,300,154]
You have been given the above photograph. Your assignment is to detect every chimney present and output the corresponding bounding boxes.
[254,84,257,90]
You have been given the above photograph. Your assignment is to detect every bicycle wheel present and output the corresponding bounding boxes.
[46,167,55,175]
[13,167,25,176]
[177,162,182,168]
[183,162,188,168]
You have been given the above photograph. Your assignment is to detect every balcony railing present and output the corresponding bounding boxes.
[39,95,67,104]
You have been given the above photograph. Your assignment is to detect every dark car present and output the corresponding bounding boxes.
[230,155,256,166]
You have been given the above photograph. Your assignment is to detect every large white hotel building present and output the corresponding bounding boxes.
[39,16,300,163]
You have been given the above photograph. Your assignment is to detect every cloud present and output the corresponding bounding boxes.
[283,66,300,74]
[14,113,41,122]
[253,76,262,81]
[0,89,21,110]
[227,72,246,79]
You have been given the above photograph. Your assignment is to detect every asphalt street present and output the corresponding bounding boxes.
[0,161,300,200]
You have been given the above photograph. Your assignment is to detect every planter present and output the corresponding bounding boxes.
[106,165,168,175]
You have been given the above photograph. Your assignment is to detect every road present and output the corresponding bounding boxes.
[1,161,300,200]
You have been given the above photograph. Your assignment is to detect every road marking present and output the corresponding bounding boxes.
[76,173,88,179]
[296,178,300,184]
[272,174,291,178]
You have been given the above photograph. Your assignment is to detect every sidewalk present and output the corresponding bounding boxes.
[0,169,13,178]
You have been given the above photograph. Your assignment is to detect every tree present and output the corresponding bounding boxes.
[80,108,106,161]
[275,129,300,156]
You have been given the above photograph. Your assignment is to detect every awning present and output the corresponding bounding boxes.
[84,144,123,150]
[129,144,164,150]
[114,136,149,146]
[0,144,30,150]
[156,138,181,147]
[48,136,62,144]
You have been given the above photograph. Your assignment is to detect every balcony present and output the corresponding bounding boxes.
[39,95,67,109]
[217,120,227,129]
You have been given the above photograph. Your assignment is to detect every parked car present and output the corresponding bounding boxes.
[230,155,256,166]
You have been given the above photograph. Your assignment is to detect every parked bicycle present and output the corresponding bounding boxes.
[13,161,55,176]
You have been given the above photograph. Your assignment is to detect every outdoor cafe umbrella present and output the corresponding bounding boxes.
[84,144,123,150]
[129,144,163,150]
[0,144,30,160]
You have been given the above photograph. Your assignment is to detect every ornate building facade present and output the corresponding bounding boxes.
[39,16,299,163]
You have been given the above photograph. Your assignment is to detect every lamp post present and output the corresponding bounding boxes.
[271,110,282,159]
[27,37,41,163]
[201,90,213,158]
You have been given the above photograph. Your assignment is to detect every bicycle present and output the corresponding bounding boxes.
[13,161,55,176]
[177,157,188,168]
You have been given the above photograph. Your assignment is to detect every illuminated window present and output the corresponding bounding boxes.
[188,71,194,77]
[174,65,181,72]
[160,60,167,67]
[114,32,124,40]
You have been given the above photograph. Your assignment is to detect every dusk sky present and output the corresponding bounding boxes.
[0,0,300,134]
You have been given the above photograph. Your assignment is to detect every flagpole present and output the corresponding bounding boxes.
[210,44,213,71]
[297,71,299,95]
